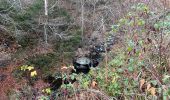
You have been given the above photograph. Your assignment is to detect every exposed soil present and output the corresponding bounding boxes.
[0,31,50,99]
[0,61,23,99]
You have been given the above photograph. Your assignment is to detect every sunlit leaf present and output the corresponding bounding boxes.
[42,88,51,94]
[146,83,151,91]
[83,81,89,88]
[150,80,158,86]
[140,79,145,90]
[163,75,170,83]
[148,87,156,96]
[70,73,77,80]
[20,65,28,71]
[27,66,34,71]
[117,68,124,73]
[92,81,97,87]
[127,47,133,52]
[138,19,145,26]
[128,40,135,47]
[139,40,143,45]
[128,66,134,72]
[112,77,116,83]
[30,70,37,77]
[61,65,68,70]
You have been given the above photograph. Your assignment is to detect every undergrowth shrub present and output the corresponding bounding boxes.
[49,6,71,22]
[17,34,37,48]
[4,1,170,100]
[7,85,38,100]
[54,28,82,52]
[12,65,38,86]
[52,3,170,99]
[26,53,56,69]
[0,0,43,32]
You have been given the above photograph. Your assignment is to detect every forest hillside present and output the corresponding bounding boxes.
[0,0,170,99]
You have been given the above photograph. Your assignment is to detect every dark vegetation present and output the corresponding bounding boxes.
[0,0,170,100]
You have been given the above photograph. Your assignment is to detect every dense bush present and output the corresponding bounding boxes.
[51,3,170,99]
[2,0,170,99]
[17,35,37,48]
[49,6,71,21]
[54,28,82,52]
[26,53,59,69]
[0,0,43,32]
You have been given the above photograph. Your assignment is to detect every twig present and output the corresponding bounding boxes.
[0,2,14,13]
[145,65,162,86]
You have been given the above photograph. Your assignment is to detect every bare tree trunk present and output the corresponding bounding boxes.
[18,0,22,10]
[92,3,96,30]
[44,0,48,16]
[102,16,108,82]
[44,0,48,44]
[81,0,84,44]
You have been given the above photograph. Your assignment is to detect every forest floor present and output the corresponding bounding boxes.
[0,32,51,99]
[0,0,170,99]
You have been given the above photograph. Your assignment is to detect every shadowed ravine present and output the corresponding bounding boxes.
[45,34,118,91]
